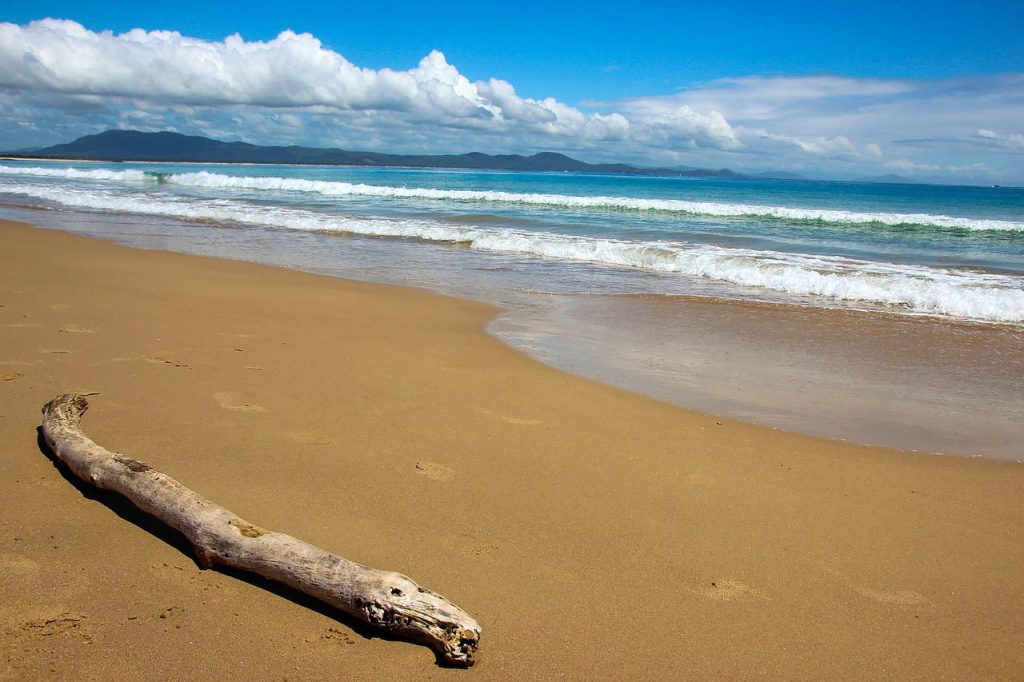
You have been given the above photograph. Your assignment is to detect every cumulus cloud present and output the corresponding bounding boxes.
[0,18,1021,182]
[597,73,1024,180]
[0,18,734,154]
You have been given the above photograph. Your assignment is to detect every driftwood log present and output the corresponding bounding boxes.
[40,393,481,666]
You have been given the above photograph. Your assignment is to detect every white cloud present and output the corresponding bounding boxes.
[885,159,941,173]
[0,19,735,154]
[628,105,741,150]
[884,158,997,181]
[597,73,1024,180]
[739,128,881,159]
[976,128,1024,148]
[0,19,1021,183]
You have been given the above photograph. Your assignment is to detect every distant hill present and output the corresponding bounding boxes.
[751,171,806,180]
[12,130,743,178]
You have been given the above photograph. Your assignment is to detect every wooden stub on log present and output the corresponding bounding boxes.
[40,393,481,667]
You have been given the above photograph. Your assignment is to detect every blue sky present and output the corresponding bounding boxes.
[4,1,1022,99]
[1,2,1022,182]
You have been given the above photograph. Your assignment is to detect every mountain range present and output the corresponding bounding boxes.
[9,130,743,178]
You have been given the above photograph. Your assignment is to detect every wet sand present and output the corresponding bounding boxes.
[1,219,1022,679]
[8,200,1022,459]
[492,292,1024,459]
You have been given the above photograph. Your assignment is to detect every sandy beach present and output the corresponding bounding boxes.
[1,219,1022,679]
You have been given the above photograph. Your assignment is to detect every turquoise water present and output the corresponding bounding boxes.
[1,160,1022,323]
[2,159,1023,458]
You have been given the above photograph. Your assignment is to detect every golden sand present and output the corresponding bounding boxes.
[1,220,1021,679]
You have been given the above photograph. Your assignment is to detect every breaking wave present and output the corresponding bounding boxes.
[0,165,150,182]
[4,181,1022,324]
[1,164,1021,232]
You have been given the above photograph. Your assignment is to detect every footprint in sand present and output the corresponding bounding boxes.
[687,579,771,602]
[0,553,40,575]
[20,610,91,640]
[17,476,61,490]
[287,432,333,446]
[155,605,184,621]
[476,407,544,426]
[39,348,71,355]
[686,471,710,486]
[444,533,500,561]
[213,392,267,413]
[2,372,24,382]
[311,627,357,646]
[817,561,931,606]
[58,324,96,334]
[853,586,932,606]
[415,461,453,481]
[145,356,191,368]
[89,356,135,366]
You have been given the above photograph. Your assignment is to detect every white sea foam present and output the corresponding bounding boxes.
[4,182,1023,324]
[1,164,1021,232]
[0,165,150,182]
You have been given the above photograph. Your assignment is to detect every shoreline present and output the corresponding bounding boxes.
[2,218,1023,679]
[8,204,1022,460]
[492,290,1024,460]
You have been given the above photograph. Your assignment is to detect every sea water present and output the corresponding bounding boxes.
[1,161,1022,458]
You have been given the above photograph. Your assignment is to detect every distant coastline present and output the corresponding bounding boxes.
[5,129,744,179]
[8,130,1015,188]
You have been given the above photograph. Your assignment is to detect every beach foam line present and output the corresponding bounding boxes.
[0,165,150,182]
[1,164,1021,233]
[4,182,1023,324]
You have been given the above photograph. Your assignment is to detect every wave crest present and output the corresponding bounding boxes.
[1,164,1020,232]
[4,181,1022,324]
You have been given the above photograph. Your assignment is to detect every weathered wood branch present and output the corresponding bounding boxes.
[40,393,481,666]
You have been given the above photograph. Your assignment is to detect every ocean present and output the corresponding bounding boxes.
[1,160,1022,458]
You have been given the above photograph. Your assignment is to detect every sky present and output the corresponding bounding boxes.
[0,1,1022,183]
